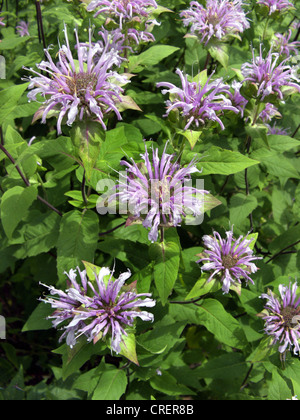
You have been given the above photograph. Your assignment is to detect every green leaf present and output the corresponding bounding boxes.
[149,235,180,305]
[251,149,300,179]
[53,338,106,381]
[208,42,229,68]
[118,332,139,366]
[185,276,221,301]
[137,315,185,355]
[150,371,194,396]
[128,45,180,73]
[245,124,269,148]
[268,370,292,400]
[191,147,260,176]
[12,211,60,259]
[196,299,247,349]
[56,210,100,282]
[92,367,127,400]
[229,193,258,227]
[267,135,300,153]
[197,353,248,380]
[0,83,28,124]
[0,185,38,239]
[177,128,202,149]
[22,302,53,332]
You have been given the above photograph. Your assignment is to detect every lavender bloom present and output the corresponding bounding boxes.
[259,102,282,122]
[157,69,239,131]
[87,0,158,22]
[24,26,129,135]
[273,30,300,57]
[16,21,30,37]
[40,266,155,353]
[231,80,248,117]
[180,0,250,46]
[81,27,129,68]
[241,45,300,101]
[266,122,289,135]
[87,0,159,44]
[197,229,262,294]
[113,142,209,243]
[260,282,300,356]
[0,16,5,27]
[257,0,294,15]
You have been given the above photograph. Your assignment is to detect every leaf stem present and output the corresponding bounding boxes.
[266,240,300,264]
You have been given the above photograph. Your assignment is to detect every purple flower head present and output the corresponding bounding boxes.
[231,80,248,117]
[273,30,300,57]
[80,27,129,68]
[87,0,158,22]
[257,0,294,15]
[23,25,130,135]
[40,266,155,353]
[266,122,289,135]
[241,45,300,101]
[157,69,240,131]
[0,15,5,27]
[259,102,282,123]
[87,0,159,45]
[197,228,262,294]
[16,21,30,37]
[180,0,250,46]
[113,142,210,243]
[260,281,300,356]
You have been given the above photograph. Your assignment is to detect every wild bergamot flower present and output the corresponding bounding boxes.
[24,25,130,134]
[241,45,300,101]
[40,266,155,353]
[111,142,210,243]
[197,228,262,294]
[260,281,300,357]
[180,0,250,46]
[157,68,240,131]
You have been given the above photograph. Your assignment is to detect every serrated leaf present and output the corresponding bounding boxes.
[56,210,100,282]
[149,236,180,305]
[0,185,38,239]
[92,367,127,401]
[191,147,260,176]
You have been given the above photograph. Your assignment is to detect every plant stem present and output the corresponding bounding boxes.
[204,51,211,70]
[35,0,47,51]
[0,142,63,217]
[266,240,300,264]
[160,226,164,243]
[99,222,126,237]
[262,16,270,41]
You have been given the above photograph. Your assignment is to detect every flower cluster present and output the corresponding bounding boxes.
[266,122,289,135]
[112,143,209,243]
[197,229,262,294]
[16,21,30,37]
[241,45,300,101]
[157,69,239,131]
[80,27,128,69]
[257,0,294,15]
[24,26,129,134]
[40,266,155,353]
[180,0,250,46]
[87,0,159,44]
[273,30,300,57]
[260,282,300,356]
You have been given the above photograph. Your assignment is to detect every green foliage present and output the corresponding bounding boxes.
[0,0,299,402]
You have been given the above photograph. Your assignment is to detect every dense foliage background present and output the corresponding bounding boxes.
[0,0,300,401]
